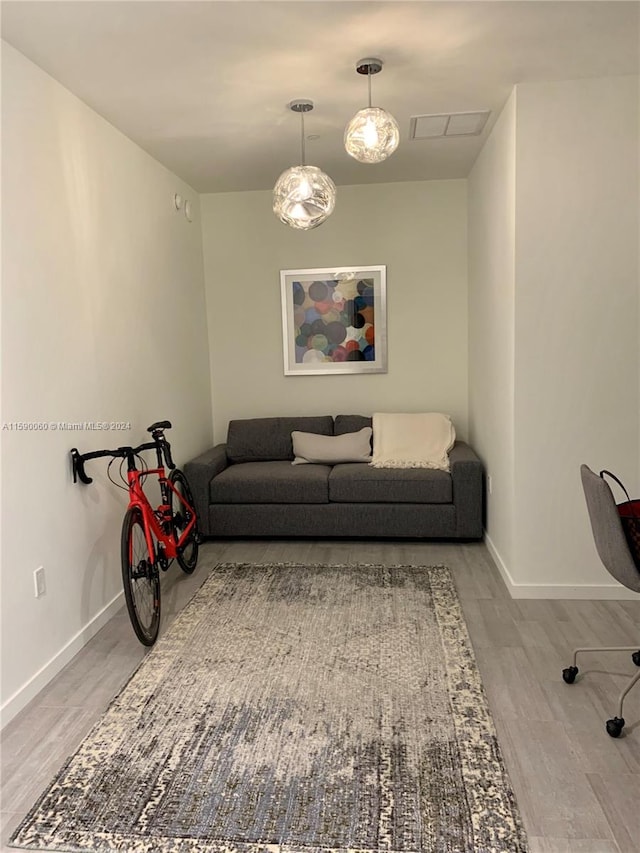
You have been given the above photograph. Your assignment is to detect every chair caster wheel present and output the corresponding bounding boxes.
[632,650,640,667]
[562,666,579,684]
[606,717,625,738]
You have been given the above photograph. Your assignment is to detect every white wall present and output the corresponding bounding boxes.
[201,180,468,444]
[468,90,517,574]
[513,76,639,592]
[1,44,213,723]
[469,76,639,597]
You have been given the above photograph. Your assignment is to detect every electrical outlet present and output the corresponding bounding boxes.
[487,475,493,495]
[34,566,46,598]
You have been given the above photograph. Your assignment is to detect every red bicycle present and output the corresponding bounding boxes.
[71,420,200,645]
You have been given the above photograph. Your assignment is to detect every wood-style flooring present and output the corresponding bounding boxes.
[2,540,639,852]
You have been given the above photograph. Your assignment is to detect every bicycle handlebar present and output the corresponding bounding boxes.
[71,423,175,485]
[71,447,109,484]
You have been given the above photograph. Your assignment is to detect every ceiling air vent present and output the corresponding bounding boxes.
[409,110,490,140]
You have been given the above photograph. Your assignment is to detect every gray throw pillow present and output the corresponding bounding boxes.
[291,427,373,465]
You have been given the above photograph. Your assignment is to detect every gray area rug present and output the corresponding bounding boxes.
[11,563,528,852]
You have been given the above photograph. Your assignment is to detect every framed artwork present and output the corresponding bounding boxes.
[280,265,387,375]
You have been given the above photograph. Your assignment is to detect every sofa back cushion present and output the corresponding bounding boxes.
[226,416,334,463]
[333,414,372,435]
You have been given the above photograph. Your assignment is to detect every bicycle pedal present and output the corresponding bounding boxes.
[194,533,204,545]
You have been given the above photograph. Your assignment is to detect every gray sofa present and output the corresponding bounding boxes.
[185,415,483,540]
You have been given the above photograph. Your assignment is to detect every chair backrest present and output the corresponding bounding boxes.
[580,464,640,593]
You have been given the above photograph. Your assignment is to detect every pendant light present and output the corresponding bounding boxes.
[344,58,399,164]
[273,100,336,230]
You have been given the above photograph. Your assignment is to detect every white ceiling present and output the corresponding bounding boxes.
[2,1,638,193]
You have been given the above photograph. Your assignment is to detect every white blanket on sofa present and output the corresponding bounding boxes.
[370,412,456,470]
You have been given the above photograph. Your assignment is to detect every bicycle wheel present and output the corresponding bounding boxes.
[121,507,160,645]
[169,468,199,574]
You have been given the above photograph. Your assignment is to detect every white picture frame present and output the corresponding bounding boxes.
[280,265,387,376]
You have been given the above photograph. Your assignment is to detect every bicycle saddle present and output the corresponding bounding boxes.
[147,420,172,433]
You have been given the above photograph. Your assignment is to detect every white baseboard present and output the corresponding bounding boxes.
[484,533,639,600]
[0,591,124,729]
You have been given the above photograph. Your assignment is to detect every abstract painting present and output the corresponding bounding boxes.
[280,265,387,375]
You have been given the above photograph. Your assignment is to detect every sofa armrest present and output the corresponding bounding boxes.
[184,444,229,537]
[449,441,483,538]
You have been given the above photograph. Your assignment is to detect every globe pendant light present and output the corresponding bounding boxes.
[273,100,336,230]
[344,58,399,164]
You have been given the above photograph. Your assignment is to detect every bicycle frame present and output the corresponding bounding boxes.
[71,420,199,646]
[128,467,196,567]
[71,427,197,571]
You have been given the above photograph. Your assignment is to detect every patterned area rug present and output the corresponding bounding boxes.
[11,563,528,852]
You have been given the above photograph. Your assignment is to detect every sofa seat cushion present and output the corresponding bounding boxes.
[328,463,452,504]
[210,461,331,504]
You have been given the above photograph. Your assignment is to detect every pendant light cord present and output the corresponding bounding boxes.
[368,68,372,108]
[300,111,306,166]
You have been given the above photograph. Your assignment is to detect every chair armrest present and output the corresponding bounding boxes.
[184,444,229,537]
[449,442,483,538]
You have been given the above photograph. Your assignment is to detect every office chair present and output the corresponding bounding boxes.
[562,464,640,738]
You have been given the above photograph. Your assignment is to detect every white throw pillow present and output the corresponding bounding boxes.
[291,427,373,465]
